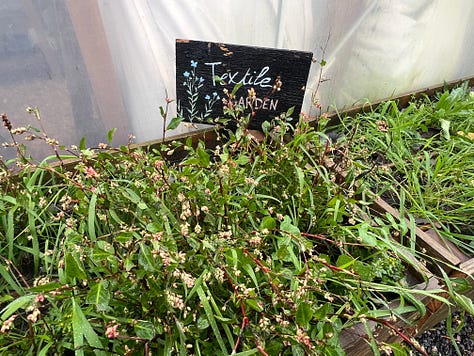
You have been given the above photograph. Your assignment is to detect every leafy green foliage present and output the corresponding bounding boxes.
[0,93,470,355]
[333,83,474,254]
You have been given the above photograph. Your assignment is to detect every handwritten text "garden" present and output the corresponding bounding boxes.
[205,62,273,88]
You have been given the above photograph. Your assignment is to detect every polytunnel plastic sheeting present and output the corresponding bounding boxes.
[97,0,339,141]
[327,1,474,108]
[0,0,129,161]
[1,1,474,162]
[98,0,474,143]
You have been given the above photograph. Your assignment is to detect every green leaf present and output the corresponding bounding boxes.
[261,121,272,134]
[231,83,243,96]
[437,268,471,313]
[245,298,263,312]
[314,303,330,319]
[181,157,201,166]
[107,128,117,144]
[291,344,306,356]
[242,263,260,291]
[0,263,23,294]
[197,315,210,330]
[138,202,148,210]
[174,318,188,356]
[167,117,184,130]
[88,193,98,241]
[72,297,106,355]
[146,222,162,233]
[450,278,472,294]
[353,261,375,281]
[6,207,16,260]
[196,285,228,354]
[440,119,451,140]
[389,343,410,356]
[91,247,111,262]
[0,195,17,205]
[185,269,206,302]
[86,280,110,312]
[0,295,35,320]
[124,257,135,272]
[134,320,156,340]
[29,282,63,293]
[79,136,87,150]
[336,254,354,268]
[65,253,87,283]
[214,315,233,323]
[122,188,141,205]
[453,293,474,315]
[138,243,155,272]
[275,246,289,260]
[286,106,295,118]
[0,295,13,303]
[296,302,313,327]
[358,222,377,246]
[38,344,53,356]
[402,291,426,317]
[280,215,300,236]
[27,200,40,273]
[259,216,276,231]
[232,349,259,356]
[115,231,133,243]
[196,147,210,167]
[235,154,250,166]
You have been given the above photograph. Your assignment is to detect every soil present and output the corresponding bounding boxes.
[413,312,474,355]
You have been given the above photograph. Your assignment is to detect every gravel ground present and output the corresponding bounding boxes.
[412,312,474,355]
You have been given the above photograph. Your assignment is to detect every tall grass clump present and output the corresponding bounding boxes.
[333,84,474,256]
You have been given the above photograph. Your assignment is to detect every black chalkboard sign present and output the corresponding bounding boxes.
[176,39,312,130]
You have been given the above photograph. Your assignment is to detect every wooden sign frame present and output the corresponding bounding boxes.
[176,39,312,130]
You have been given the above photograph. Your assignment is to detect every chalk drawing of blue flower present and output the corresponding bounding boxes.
[178,59,219,123]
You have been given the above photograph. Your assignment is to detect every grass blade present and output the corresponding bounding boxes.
[6,207,16,260]
[27,200,40,274]
[196,284,227,355]
[0,262,23,295]
[0,294,35,320]
[87,193,98,241]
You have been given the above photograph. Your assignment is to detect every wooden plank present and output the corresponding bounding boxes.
[336,176,463,273]
[411,257,474,334]
[46,126,219,175]
[459,258,474,274]
[457,258,474,300]
[370,197,461,272]
[423,229,471,264]
[322,75,474,126]
[341,275,440,354]
[341,258,474,353]
[340,247,437,354]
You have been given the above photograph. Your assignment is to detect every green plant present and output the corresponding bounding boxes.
[332,85,474,256]
[0,102,469,355]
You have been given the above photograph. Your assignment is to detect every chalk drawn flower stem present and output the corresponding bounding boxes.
[178,60,219,123]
